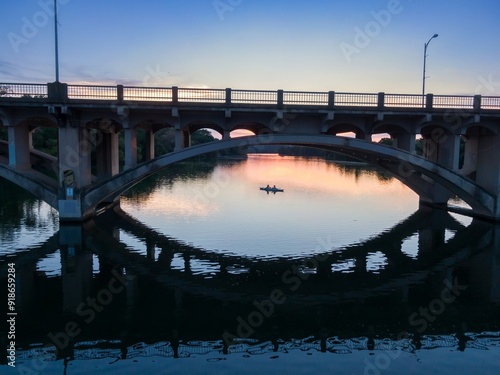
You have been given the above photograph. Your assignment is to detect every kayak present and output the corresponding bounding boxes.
[260,187,285,193]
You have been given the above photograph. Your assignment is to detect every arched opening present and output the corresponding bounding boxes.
[153,127,175,157]
[230,129,254,138]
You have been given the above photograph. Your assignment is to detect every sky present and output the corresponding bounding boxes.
[1,0,500,95]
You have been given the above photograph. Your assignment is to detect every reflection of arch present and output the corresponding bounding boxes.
[5,205,497,361]
[82,134,496,219]
[74,205,493,306]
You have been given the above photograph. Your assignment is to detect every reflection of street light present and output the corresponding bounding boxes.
[422,33,438,107]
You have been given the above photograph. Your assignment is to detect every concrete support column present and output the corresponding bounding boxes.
[437,134,460,171]
[58,124,93,221]
[96,131,119,180]
[222,129,231,140]
[475,134,500,217]
[419,179,453,206]
[123,126,137,170]
[355,131,371,142]
[460,136,478,177]
[422,131,460,170]
[422,134,438,163]
[144,128,155,161]
[8,124,31,170]
[58,125,92,188]
[174,129,191,151]
[393,133,416,153]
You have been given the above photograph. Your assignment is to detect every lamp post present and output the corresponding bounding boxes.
[54,0,60,82]
[422,33,438,107]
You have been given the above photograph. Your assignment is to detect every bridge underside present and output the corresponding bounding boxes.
[1,130,499,221]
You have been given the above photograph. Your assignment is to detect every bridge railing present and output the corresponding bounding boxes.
[0,83,48,98]
[384,94,424,108]
[335,92,379,107]
[123,86,173,101]
[1,82,500,111]
[67,85,117,100]
[482,96,500,110]
[283,91,329,105]
[231,89,278,104]
[433,95,474,109]
[178,88,226,103]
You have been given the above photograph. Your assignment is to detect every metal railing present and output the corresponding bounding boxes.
[1,82,499,111]
[283,91,329,105]
[335,92,379,107]
[385,94,424,108]
[433,95,474,109]
[231,89,277,104]
[480,96,500,110]
[177,88,226,103]
[0,83,48,98]
[123,86,172,101]
[67,85,117,100]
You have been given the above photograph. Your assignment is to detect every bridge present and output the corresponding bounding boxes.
[1,81,500,221]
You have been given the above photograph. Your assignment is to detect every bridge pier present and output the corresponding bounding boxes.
[392,132,416,153]
[461,136,478,177]
[123,126,137,170]
[421,132,460,170]
[58,124,92,187]
[475,134,500,218]
[7,124,31,170]
[96,131,119,180]
[174,128,191,151]
[143,126,155,161]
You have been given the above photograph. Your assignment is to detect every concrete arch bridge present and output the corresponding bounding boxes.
[1,82,500,221]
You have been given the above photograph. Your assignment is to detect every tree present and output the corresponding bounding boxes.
[0,85,11,96]
[378,137,393,146]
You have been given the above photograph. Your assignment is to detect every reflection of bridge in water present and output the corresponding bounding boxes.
[3,206,500,369]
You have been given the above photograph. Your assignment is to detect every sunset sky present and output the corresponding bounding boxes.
[1,0,500,95]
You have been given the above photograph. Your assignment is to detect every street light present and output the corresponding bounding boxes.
[54,0,60,82]
[422,33,438,107]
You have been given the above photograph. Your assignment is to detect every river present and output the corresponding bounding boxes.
[1,154,499,374]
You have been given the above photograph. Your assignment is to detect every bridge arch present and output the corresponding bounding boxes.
[372,123,412,136]
[324,122,365,136]
[81,134,496,220]
[230,122,270,136]
[16,115,57,129]
[462,122,498,136]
